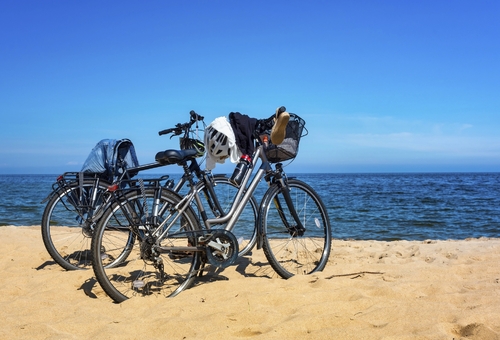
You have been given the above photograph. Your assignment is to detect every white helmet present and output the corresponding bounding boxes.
[206,126,230,160]
[204,116,241,170]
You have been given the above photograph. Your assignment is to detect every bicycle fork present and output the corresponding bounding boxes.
[256,165,306,248]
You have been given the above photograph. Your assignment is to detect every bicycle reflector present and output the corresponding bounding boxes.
[107,184,119,192]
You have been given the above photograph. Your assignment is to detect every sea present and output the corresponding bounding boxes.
[0,173,499,241]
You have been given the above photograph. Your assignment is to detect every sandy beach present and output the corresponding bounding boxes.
[1,226,499,339]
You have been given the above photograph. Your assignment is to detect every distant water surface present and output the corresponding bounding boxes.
[0,173,499,241]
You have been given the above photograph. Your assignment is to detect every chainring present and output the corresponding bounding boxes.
[204,229,239,268]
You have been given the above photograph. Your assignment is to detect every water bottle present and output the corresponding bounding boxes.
[230,154,252,186]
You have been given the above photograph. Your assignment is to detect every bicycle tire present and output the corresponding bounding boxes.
[199,175,258,257]
[91,187,203,302]
[260,179,332,278]
[41,179,112,270]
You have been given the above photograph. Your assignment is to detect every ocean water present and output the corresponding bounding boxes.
[0,173,499,241]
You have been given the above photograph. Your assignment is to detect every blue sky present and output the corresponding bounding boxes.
[1,0,499,174]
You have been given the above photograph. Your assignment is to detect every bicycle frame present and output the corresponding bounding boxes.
[152,138,304,252]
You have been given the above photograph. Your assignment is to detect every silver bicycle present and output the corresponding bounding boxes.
[91,109,332,302]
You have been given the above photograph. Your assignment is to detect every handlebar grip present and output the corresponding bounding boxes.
[158,128,174,136]
[264,106,287,123]
[190,110,204,122]
[159,111,205,136]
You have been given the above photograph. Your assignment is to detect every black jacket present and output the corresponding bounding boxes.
[229,112,258,157]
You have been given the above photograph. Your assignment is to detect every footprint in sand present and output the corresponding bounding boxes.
[425,256,436,263]
[446,252,458,260]
[453,323,497,339]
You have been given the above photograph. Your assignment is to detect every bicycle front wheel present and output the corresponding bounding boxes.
[91,188,203,302]
[260,179,331,278]
[41,178,110,270]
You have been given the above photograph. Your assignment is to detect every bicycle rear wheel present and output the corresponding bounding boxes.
[91,188,203,302]
[41,178,111,270]
[260,179,331,278]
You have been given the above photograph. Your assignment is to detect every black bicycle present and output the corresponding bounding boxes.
[41,111,258,270]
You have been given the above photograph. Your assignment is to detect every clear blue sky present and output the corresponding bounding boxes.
[1,0,499,174]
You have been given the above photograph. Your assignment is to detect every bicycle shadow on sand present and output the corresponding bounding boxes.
[76,254,273,301]
[79,278,99,299]
[36,249,93,271]
[198,253,274,285]
[36,260,58,270]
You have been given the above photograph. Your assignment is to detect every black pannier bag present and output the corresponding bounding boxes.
[265,113,307,163]
[81,139,140,181]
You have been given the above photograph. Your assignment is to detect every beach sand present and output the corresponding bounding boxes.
[1,226,499,339]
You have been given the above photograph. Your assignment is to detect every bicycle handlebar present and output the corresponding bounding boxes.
[158,106,285,138]
[158,110,204,136]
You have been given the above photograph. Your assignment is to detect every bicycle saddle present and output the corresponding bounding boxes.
[155,149,199,165]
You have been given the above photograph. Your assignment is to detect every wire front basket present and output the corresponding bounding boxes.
[265,113,307,163]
